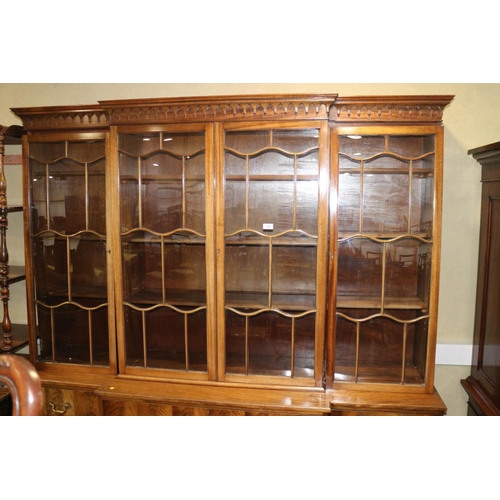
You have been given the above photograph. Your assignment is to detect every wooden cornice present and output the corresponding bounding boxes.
[12,94,456,130]
[10,104,109,131]
[99,94,339,124]
[468,141,500,165]
[330,95,454,124]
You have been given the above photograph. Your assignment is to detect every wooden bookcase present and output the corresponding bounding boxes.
[12,94,453,415]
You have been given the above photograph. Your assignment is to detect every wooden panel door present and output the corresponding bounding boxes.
[463,142,500,414]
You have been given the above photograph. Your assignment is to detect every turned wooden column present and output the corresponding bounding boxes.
[0,127,12,352]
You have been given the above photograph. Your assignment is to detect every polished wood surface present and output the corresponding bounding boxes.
[38,375,446,416]
[0,354,42,416]
[461,141,500,415]
[42,386,100,416]
[329,387,446,415]
[12,95,453,415]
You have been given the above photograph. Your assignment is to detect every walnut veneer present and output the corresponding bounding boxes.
[12,94,454,416]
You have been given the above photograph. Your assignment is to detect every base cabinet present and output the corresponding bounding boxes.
[39,378,445,416]
[13,94,453,416]
[42,386,100,416]
[101,400,321,416]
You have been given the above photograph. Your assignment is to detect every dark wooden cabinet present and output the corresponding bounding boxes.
[461,141,500,415]
[12,94,453,415]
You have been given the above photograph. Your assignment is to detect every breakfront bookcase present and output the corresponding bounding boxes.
[12,94,453,416]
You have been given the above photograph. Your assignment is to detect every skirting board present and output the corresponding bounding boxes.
[435,344,473,366]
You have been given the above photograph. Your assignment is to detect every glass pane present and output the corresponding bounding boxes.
[388,135,435,157]
[249,151,294,176]
[88,159,106,234]
[273,129,319,154]
[49,159,85,233]
[124,306,207,372]
[363,173,409,234]
[225,241,269,308]
[337,238,383,306]
[411,172,434,236]
[31,160,48,232]
[225,130,269,153]
[334,313,427,385]
[272,239,316,310]
[338,172,360,234]
[143,180,182,231]
[36,302,108,366]
[142,152,182,177]
[33,233,69,299]
[29,141,66,163]
[385,238,432,311]
[225,310,314,378]
[67,140,105,163]
[339,135,385,159]
[248,180,294,233]
[119,133,161,155]
[122,231,206,305]
[296,179,318,234]
[225,180,246,234]
[70,234,108,294]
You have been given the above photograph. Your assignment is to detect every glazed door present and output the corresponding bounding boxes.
[329,126,443,391]
[25,132,114,371]
[217,121,329,387]
[114,124,216,381]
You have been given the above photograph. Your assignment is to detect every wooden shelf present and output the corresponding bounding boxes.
[2,323,29,353]
[333,363,424,385]
[124,289,317,312]
[124,235,205,244]
[7,206,23,213]
[124,288,207,308]
[337,294,426,310]
[339,168,434,176]
[44,285,108,301]
[226,174,318,181]
[7,265,26,285]
[226,291,316,312]
[120,175,205,182]
[225,233,317,246]
[338,231,431,240]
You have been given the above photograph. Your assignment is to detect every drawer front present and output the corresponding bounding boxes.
[102,399,306,416]
[43,387,101,416]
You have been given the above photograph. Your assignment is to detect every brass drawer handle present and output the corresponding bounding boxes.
[48,401,72,415]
